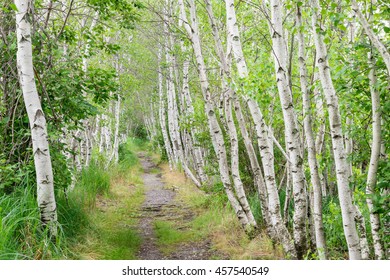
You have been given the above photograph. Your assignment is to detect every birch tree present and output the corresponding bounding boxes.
[158,48,174,169]
[296,4,326,259]
[269,0,307,259]
[207,0,272,228]
[15,0,58,236]
[310,0,361,259]
[366,50,385,259]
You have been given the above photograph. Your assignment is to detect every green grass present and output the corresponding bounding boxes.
[0,186,67,259]
[154,220,196,254]
[73,183,144,259]
[70,138,146,259]
[74,161,111,208]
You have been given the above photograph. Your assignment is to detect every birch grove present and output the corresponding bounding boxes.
[1,0,388,260]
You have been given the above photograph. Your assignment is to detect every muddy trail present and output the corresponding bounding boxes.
[136,153,217,260]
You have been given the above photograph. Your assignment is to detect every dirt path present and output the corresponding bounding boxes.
[136,153,217,260]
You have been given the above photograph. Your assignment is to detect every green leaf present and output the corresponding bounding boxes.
[10,3,18,11]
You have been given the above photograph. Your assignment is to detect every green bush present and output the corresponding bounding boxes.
[322,198,348,258]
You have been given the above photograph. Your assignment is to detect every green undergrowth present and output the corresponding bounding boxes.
[186,192,282,259]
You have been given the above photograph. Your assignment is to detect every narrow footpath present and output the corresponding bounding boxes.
[136,152,218,260]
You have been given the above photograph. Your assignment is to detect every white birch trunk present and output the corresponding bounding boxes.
[314,78,327,197]
[210,0,270,220]
[158,49,174,169]
[225,0,248,77]
[270,0,307,258]
[366,51,385,259]
[225,89,257,227]
[179,0,250,229]
[182,59,208,184]
[109,96,120,164]
[311,0,362,259]
[247,98,297,258]
[354,205,370,259]
[296,5,326,260]
[234,96,271,230]
[165,29,179,165]
[15,0,57,236]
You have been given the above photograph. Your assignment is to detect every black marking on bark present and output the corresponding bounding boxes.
[34,148,47,156]
[32,123,44,130]
[34,109,44,122]
[272,31,281,38]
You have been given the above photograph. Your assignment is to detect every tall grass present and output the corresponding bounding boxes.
[73,161,111,208]
[0,186,66,259]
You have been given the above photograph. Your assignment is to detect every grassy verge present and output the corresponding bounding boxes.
[70,138,147,259]
[155,163,283,260]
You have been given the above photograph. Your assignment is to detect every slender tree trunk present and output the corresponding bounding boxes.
[158,48,174,169]
[234,96,271,230]
[15,0,57,236]
[165,5,201,187]
[204,0,257,227]
[296,5,326,260]
[314,84,327,197]
[247,98,297,259]
[270,0,307,259]
[224,88,257,227]
[225,0,248,77]
[310,0,361,259]
[179,0,251,229]
[109,96,120,163]
[182,59,207,184]
[366,50,385,259]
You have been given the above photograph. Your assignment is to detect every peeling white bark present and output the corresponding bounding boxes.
[205,0,257,227]
[247,98,297,259]
[158,48,174,169]
[15,0,57,236]
[182,59,208,184]
[366,51,385,259]
[179,0,251,229]
[311,0,361,260]
[270,0,307,258]
[296,5,326,260]
[225,0,248,78]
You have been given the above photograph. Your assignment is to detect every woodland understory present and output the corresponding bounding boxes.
[0,0,389,260]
